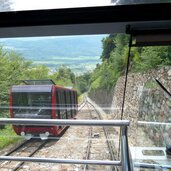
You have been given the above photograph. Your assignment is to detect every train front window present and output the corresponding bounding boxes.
[12,92,52,118]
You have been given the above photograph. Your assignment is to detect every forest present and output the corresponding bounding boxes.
[88,34,171,93]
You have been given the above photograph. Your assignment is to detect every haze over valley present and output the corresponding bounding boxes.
[0,35,106,74]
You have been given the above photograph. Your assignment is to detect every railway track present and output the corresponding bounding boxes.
[83,98,117,171]
[0,139,51,171]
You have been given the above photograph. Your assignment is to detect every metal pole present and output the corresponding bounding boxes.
[120,126,132,171]
[0,118,130,127]
[0,156,121,166]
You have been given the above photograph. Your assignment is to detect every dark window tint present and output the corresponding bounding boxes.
[12,92,51,107]
[56,89,67,119]
[12,92,52,118]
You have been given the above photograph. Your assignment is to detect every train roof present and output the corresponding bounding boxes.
[11,85,77,93]
[21,79,56,85]
[11,85,53,93]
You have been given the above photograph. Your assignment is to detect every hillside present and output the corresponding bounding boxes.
[0,35,106,73]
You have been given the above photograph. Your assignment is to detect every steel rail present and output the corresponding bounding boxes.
[4,140,31,156]
[13,140,50,171]
[83,103,93,171]
[78,101,87,112]
[86,97,133,171]
[86,100,117,171]
[0,118,130,127]
[0,156,121,166]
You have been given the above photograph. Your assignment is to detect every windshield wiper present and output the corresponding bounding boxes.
[155,79,171,97]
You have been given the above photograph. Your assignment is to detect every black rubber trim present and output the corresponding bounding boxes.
[0,3,171,27]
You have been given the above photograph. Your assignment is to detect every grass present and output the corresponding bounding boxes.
[78,93,85,104]
[144,80,158,89]
[0,125,23,149]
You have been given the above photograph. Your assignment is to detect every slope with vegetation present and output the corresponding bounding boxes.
[88,34,171,105]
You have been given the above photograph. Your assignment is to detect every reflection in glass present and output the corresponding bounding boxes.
[127,44,171,170]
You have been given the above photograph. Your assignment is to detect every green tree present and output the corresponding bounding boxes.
[76,72,91,93]
[101,35,116,60]
[51,65,75,87]
[132,46,171,72]
[0,49,31,104]
[23,65,50,80]
[89,34,129,92]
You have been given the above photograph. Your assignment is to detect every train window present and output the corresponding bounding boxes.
[60,90,67,119]
[12,92,51,107]
[70,91,74,116]
[12,92,52,118]
[56,89,65,119]
[56,90,61,119]
[64,91,69,119]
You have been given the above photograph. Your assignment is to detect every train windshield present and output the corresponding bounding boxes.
[12,92,52,119]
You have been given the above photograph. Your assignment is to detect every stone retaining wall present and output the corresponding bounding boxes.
[89,66,171,145]
[111,66,171,145]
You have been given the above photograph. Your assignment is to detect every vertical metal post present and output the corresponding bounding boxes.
[120,126,132,171]
[118,34,132,159]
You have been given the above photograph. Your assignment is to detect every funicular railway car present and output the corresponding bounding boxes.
[9,79,78,139]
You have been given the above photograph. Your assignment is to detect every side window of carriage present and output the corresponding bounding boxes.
[56,89,61,119]
[60,90,67,119]
[67,91,72,118]
[69,91,72,117]
[73,91,77,115]
[70,91,74,117]
[70,91,74,116]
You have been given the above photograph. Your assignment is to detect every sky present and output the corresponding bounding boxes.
[11,0,112,11]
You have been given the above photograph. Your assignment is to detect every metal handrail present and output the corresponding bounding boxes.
[0,156,121,165]
[0,118,129,126]
[0,118,131,171]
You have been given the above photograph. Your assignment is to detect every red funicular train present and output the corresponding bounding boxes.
[10,79,78,139]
